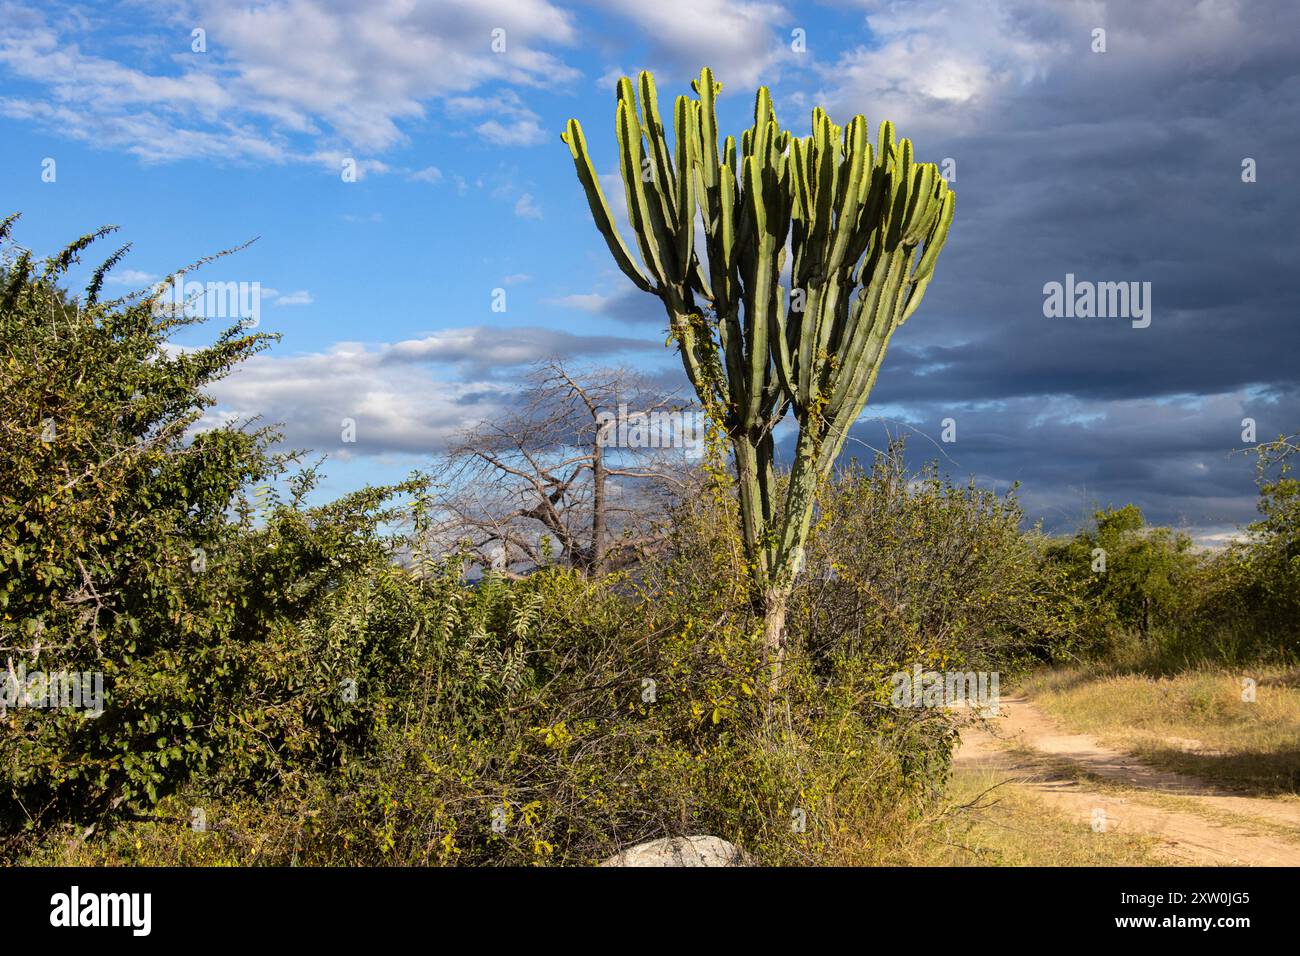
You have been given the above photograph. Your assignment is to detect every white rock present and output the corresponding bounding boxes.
[601,835,751,867]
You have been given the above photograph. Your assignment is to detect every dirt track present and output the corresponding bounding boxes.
[953,695,1300,865]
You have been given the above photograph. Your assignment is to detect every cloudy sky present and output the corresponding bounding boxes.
[3,0,1297,542]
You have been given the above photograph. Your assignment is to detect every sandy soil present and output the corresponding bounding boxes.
[953,695,1300,865]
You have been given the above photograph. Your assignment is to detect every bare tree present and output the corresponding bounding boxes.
[427,360,701,577]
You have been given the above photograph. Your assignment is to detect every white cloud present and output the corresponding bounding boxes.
[408,165,443,183]
[514,193,542,219]
[381,326,651,370]
[274,290,313,306]
[203,352,511,456]
[596,0,791,88]
[476,117,547,146]
[203,325,658,454]
[548,292,609,312]
[595,66,629,90]
[105,268,159,286]
[447,90,548,147]
[0,0,579,164]
[814,0,1074,133]
[805,0,1264,136]
[199,0,579,150]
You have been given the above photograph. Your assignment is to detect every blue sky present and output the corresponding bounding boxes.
[4,0,1299,541]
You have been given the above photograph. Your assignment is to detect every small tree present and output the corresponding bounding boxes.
[561,69,955,676]
[1242,432,1300,635]
[428,361,693,576]
[1048,505,1193,640]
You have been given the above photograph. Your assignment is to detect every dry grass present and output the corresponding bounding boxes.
[1021,665,1300,797]
[818,762,1163,866]
[908,768,1163,866]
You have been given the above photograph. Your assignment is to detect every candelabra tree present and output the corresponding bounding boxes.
[561,68,955,680]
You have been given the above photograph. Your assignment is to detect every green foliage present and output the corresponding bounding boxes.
[2,223,951,864]
[22,556,948,867]
[1044,470,1298,669]
[793,442,1084,675]
[1046,504,1194,647]
[0,218,425,847]
[1240,437,1300,632]
[1177,467,1300,665]
[1246,482,1300,611]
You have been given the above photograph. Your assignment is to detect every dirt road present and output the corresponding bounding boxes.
[953,695,1300,865]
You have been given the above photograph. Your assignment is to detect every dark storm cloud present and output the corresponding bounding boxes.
[823,0,1300,536]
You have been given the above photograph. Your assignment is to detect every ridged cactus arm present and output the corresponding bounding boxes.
[560,119,653,294]
[876,119,896,167]
[692,69,722,228]
[671,96,698,281]
[769,287,797,399]
[715,170,750,399]
[740,154,775,426]
[827,249,909,417]
[840,153,882,284]
[795,119,840,411]
[903,164,938,240]
[792,289,817,413]
[826,158,954,423]
[613,94,668,287]
[788,136,810,227]
[885,140,915,250]
[712,161,737,305]
[824,116,869,277]
[807,113,836,266]
[908,187,955,287]
[638,71,679,226]
[818,331,890,472]
[620,80,679,281]
[753,86,775,140]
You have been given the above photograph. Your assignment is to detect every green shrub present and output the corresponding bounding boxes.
[792,442,1085,674]
[1170,473,1299,667]
[23,558,946,866]
[1044,504,1195,654]
[0,220,424,852]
